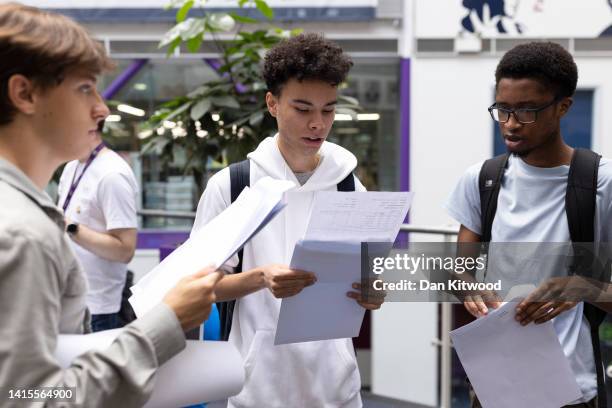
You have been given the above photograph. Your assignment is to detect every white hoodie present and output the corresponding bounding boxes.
[192,135,366,408]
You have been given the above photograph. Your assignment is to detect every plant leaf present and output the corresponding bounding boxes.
[164,102,193,122]
[207,13,236,32]
[186,34,203,52]
[160,25,181,48]
[249,111,264,126]
[229,12,258,24]
[180,18,206,40]
[191,98,212,120]
[254,0,274,19]
[176,0,194,22]
[165,37,182,56]
[211,95,240,109]
[187,85,209,98]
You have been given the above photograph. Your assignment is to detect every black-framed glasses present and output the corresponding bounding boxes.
[488,97,561,124]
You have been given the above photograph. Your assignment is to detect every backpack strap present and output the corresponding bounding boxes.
[337,173,355,192]
[217,159,250,341]
[230,159,251,203]
[566,148,599,243]
[478,153,509,243]
[230,159,251,274]
[566,148,607,408]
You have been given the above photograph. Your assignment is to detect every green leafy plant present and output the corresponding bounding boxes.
[141,0,360,193]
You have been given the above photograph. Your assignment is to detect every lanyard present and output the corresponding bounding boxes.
[61,142,105,212]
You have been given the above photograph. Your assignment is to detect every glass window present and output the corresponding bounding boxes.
[99,57,400,229]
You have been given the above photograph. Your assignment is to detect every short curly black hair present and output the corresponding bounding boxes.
[263,33,353,96]
[495,42,578,98]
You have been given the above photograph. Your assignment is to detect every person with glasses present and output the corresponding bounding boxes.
[445,42,612,407]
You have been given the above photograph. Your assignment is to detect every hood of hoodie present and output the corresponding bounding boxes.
[247,134,357,192]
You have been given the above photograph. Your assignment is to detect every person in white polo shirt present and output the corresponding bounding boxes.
[58,128,139,331]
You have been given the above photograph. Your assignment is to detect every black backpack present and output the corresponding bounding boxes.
[217,159,356,341]
[479,148,608,407]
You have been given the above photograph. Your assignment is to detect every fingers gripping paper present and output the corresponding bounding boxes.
[55,330,245,407]
[275,192,413,345]
[450,301,582,408]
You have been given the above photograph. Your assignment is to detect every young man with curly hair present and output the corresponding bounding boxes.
[191,33,382,407]
[446,42,612,407]
[0,3,221,406]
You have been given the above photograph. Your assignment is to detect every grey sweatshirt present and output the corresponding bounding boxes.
[0,158,185,407]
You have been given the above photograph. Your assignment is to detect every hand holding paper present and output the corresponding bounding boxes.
[275,191,413,345]
[162,267,222,331]
[346,280,386,310]
[451,292,582,408]
[260,264,317,298]
[129,177,294,317]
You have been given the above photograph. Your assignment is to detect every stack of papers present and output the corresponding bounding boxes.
[450,301,582,408]
[129,177,295,317]
[55,330,244,408]
[275,191,413,345]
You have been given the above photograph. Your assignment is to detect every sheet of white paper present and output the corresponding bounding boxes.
[129,177,294,317]
[275,192,412,345]
[450,302,582,408]
[275,283,365,345]
[290,241,362,283]
[55,330,244,408]
[304,192,413,242]
[275,241,365,344]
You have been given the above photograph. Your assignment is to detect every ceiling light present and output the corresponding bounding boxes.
[334,114,353,121]
[357,113,380,121]
[117,104,145,117]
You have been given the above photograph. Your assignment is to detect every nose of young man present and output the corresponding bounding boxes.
[501,115,527,151]
[88,101,110,134]
[93,99,110,121]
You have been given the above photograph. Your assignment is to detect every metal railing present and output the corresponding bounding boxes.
[401,224,458,408]
[138,209,197,219]
[138,209,459,408]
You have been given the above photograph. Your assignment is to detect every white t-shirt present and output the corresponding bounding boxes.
[58,149,138,314]
[445,153,612,403]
